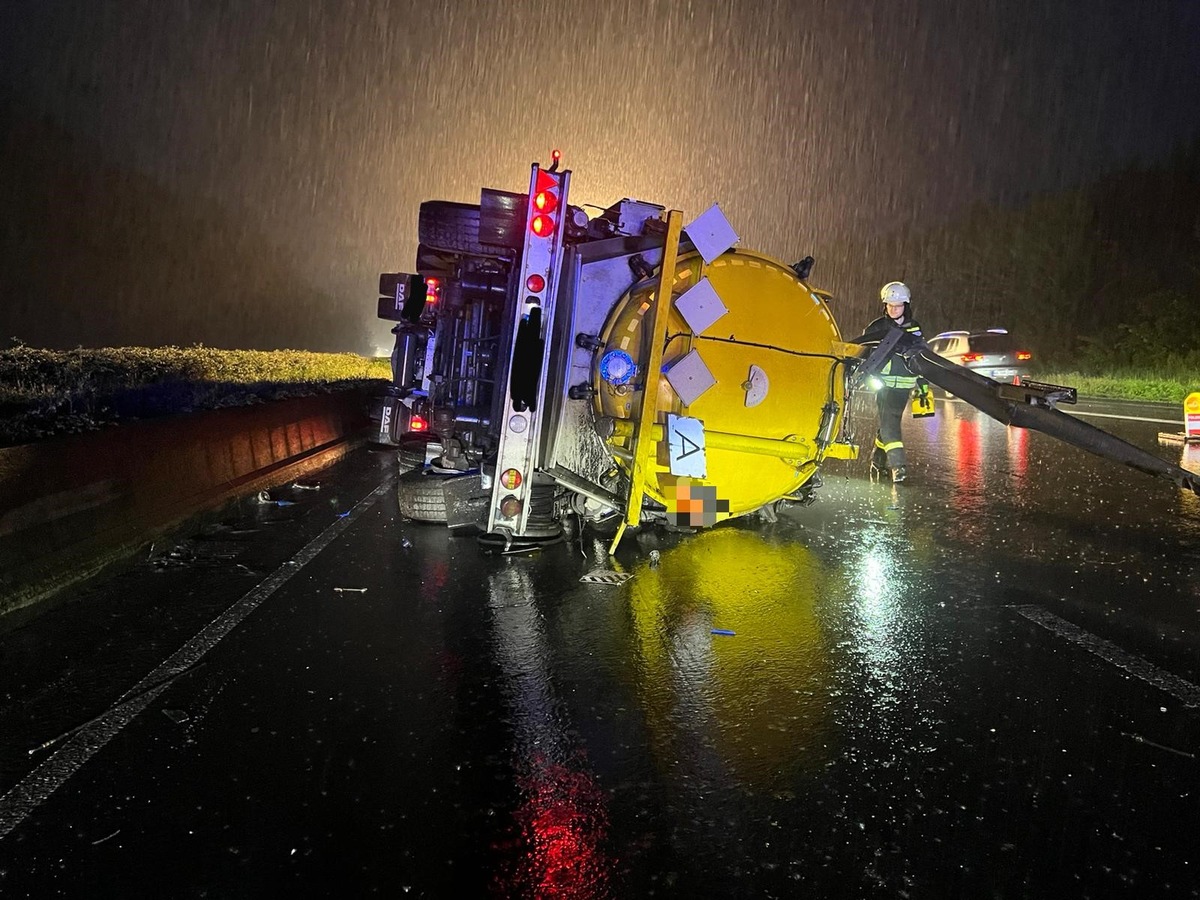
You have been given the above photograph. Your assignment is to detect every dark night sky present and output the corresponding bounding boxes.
[2,0,1199,353]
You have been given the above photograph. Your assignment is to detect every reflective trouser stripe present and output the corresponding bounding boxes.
[875,385,909,468]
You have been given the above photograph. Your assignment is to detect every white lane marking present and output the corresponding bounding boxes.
[1011,605,1200,708]
[941,396,1180,426]
[0,476,394,840]
[1120,731,1196,759]
[1063,410,1181,426]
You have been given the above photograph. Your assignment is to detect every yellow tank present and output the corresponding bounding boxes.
[593,248,850,521]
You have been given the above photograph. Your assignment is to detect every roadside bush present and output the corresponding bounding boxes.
[1075,290,1200,371]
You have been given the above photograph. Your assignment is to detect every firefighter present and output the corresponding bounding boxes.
[850,281,926,483]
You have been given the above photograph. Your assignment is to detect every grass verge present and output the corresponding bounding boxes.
[0,345,390,447]
[1036,370,1198,405]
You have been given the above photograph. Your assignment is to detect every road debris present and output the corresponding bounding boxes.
[333,587,368,593]
[145,540,243,570]
[710,628,737,636]
[580,570,633,585]
[256,490,296,506]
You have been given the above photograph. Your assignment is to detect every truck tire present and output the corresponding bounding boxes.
[418,201,514,257]
[395,436,441,475]
[396,469,451,523]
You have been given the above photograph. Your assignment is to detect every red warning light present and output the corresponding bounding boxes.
[410,415,428,432]
[500,468,523,489]
[526,273,545,293]
[534,190,558,214]
[531,214,554,237]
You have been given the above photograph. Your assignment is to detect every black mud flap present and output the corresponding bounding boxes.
[510,307,543,412]
[377,273,427,323]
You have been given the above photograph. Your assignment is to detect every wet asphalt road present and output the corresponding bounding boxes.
[1,396,1199,898]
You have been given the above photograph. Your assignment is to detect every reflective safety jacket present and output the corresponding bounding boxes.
[850,314,924,389]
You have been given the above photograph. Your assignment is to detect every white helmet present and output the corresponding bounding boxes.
[880,281,911,304]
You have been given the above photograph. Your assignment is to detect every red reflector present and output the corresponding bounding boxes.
[535,168,559,194]
[534,190,558,214]
[500,468,522,489]
[1016,351,1032,361]
[531,214,554,237]
[526,273,545,293]
[410,416,428,432]
[499,495,522,519]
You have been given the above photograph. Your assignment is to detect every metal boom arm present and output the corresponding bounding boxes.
[856,331,1200,496]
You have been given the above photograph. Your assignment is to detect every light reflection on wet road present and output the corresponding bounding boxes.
[1,396,1198,897]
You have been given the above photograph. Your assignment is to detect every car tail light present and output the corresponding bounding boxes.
[1016,351,1032,361]
[531,214,554,236]
[410,415,428,432]
[961,352,983,363]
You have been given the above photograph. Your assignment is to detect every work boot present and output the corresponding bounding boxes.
[891,465,907,483]
[870,449,889,481]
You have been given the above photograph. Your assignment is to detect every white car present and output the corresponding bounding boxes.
[926,329,1033,382]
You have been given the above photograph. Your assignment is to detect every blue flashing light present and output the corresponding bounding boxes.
[599,349,636,386]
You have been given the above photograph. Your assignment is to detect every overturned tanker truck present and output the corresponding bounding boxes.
[375,153,1200,552]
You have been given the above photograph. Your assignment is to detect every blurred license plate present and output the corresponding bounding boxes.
[989,368,1017,379]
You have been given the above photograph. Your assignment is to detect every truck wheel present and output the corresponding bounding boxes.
[418,201,514,257]
[396,436,441,475]
[396,469,452,523]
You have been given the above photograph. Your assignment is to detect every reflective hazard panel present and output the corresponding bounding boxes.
[667,414,706,478]
[683,204,739,264]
